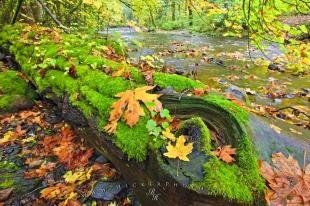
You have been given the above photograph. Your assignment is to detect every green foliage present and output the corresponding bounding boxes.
[0,161,19,189]
[203,93,249,125]
[146,119,162,137]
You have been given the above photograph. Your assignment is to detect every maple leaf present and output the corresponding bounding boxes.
[0,131,17,146]
[112,66,131,79]
[40,183,75,200]
[64,167,93,185]
[212,145,236,163]
[134,86,162,112]
[105,86,161,134]
[164,135,193,161]
[142,70,154,85]
[162,128,176,141]
[192,88,209,97]
[259,152,310,205]
[24,162,56,178]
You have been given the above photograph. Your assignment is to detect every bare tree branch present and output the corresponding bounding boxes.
[36,0,69,31]
[11,0,24,24]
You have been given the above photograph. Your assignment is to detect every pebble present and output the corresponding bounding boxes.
[91,181,126,201]
[95,155,109,164]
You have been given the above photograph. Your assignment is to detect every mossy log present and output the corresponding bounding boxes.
[1,23,309,206]
[44,92,309,206]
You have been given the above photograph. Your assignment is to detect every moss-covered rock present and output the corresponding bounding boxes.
[0,70,36,113]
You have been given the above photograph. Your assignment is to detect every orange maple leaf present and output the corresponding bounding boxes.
[105,86,162,134]
[24,162,56,178]
[259,152,310,205]
[40,183,75,200]
[212,145,236,163]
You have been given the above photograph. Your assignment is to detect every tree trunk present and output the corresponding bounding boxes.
[171,0,176,21]
[188,5,193,26]
[11,0,24,24]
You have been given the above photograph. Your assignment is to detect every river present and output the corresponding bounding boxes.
[105,27,310,111]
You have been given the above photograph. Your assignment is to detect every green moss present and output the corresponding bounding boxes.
[191,158,253,203]
[179,117,211,153]
[80,86,114,118]
[187,95,264,203]
[78,69,132,97]
[190,135,264,203]
[153,72,204,91]
[71,100,93,118]
[43,70,79,93]
[0,70,36,111]
[203,93,249,125]
[115,116,150,161]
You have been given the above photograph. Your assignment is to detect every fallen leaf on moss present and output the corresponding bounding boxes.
[105,86,162,134]
[192,88,206,96]
[164,135,193,161]
[142,70,154,85]
[212,145,236,163]
[112,66,131,79]
[259,152,310,205]
[162,128,176,141]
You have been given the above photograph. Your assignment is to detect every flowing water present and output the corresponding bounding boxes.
[106,27,310,110]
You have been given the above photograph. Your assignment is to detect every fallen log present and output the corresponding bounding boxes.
[1,23,309,206]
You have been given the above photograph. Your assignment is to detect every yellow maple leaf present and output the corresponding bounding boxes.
[134,86,162,112]
[164,135,193,161]
[161,128,176,141]
[63,168,93,185]
[0,131,17,145]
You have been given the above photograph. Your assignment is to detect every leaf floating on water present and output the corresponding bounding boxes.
[289,128,302,135]
[270,124,282,134]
